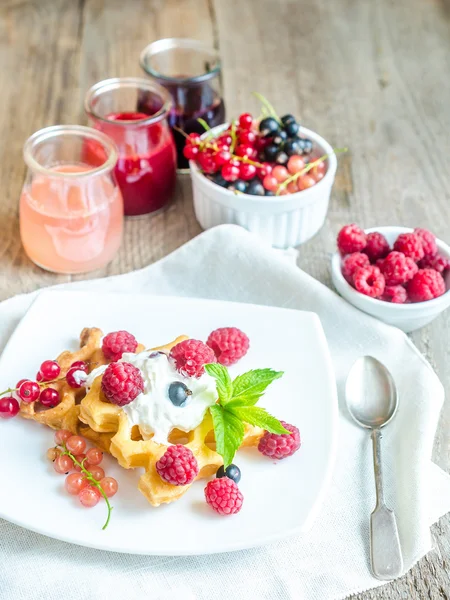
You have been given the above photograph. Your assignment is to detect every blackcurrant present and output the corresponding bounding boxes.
[216,463,241,484]
[259,117,280,138]
[265,190,275,196]
[298,137,313,155]
[284,121,299,137]
[168,381,192,407]
[283,139,301,156]
[275,150,289,165]
[264,144,279,161]
[272,130,288,146]
[246,179,265,196]
[281,114,296,126]
[228,179,248,193]
[213,173,229,187]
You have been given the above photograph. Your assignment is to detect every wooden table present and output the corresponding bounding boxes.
[1,1,449,597]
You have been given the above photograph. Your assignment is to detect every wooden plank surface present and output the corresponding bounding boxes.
[0,0,449,598]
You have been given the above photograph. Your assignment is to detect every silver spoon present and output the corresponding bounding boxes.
[346,356,403,580]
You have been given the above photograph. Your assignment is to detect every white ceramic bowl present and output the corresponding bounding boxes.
[189,124,337,249]
[331,226,450,333]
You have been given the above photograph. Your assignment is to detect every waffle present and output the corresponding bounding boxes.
[19,328,264,507]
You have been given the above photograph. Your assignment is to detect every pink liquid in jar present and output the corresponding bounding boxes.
[20,164,124,274]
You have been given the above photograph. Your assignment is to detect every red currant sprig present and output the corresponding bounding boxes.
[49,431,117,530]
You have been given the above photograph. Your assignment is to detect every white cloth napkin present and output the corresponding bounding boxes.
[1,224,449,600]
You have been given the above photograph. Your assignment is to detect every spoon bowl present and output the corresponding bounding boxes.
[346,356,398,429]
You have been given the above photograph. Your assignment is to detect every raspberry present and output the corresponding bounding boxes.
[169,339,216,378]
[418,254,450,274]
[414,228,438,258]
[407,269,446,302]
[353,265,385,298]
[206,327,250,366]
[341,252,370,283]
[364,232,390,262]
[156,445,199,486]
[380,251,418,285]
[382,285,408,304]
[101,362,144,406]
[337,224,367,255]
[258,421,301,459]
[393,233,424,262]
[102,330,138,362]
[204,477,243,515]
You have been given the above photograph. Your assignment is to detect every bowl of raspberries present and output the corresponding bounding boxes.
[331,224,450,332]
[186,104,339,249]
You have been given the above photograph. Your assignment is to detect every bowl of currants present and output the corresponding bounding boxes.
[186,100,341,248]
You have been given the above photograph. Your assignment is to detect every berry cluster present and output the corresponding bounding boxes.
[184,108,327,196]
[337,224,449,303]
[48,430,118,528]
[0,359,91,419]
[169,327,250,378]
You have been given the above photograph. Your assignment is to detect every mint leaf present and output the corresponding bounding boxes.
[205,363,233,404]
[231,369,283,405]
[210,404,244,467]
[228,406,290,434]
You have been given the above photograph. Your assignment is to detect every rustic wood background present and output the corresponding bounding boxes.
[0,0,449,597]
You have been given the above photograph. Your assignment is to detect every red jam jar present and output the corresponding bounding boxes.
[85,78,176,217]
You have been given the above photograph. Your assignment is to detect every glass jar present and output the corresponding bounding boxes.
[20,125,123,274]
[140,38,225,171]
[85,77,177,217]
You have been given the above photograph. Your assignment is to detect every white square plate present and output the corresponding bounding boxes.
[0,291,338,555]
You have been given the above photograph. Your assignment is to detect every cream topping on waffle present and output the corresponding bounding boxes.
[86,351,217,444]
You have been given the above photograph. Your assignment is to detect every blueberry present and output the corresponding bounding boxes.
[281,114,296,126]
[275,150,289,165]
[246,179,265,196]
[298,137,313,155]
[284,121,299,137]
[168,381,192,407]
[228,179,248,193]
[265,190,275,196]
[272,130,288,146]
[216,463,241,483]
[259,117,280,138]
[213,173,229,187]
[284,138,301,156]
[264,143,279,161]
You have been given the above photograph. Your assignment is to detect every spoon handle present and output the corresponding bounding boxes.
[370,428,403,580]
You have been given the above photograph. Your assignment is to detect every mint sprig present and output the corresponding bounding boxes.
[205,364,288,467]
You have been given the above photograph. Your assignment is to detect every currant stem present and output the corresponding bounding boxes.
[61,442,113,530]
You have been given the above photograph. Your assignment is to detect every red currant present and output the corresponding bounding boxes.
[217,134,232,147]
[188,132,201,142]
[39,360,61,381]
[65,473,88,495]
[73,454,86,472]
[272,165,289,183]
[66,367,87,389]
[239,163,257,181]
[287,181,299,194]
[262,175,279,192]
[298,175,316,190]
[71,361,87,371]
[78,485,101,507]
[53,454,74,474]
[238,113,253,130]
[18,380,40,403]
[221,163,240,182]
[0,396,20,418]
[55,429,72,445]
[39,388,60,408]
[287,155,305,175]
[183,144,199,161]
[86,447,103,466]
[310,160,326,181]
[100,477,118,498]
[235,144,254,158]
[16,378,28,389]
[36,372,43,383]
[214,149,231,168]
[238,130,256,145]
[257,162,273,179]
[89,465,105,481]
[66,435,86,455]
[198,153,217,174]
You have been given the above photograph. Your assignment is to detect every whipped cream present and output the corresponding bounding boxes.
[86,351,217,444]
